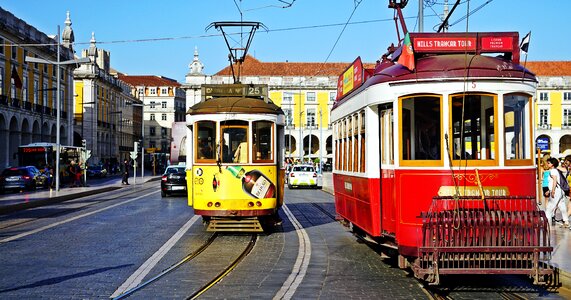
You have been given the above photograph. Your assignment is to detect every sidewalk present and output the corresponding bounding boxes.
[0,173,159,214]
[1,171,569,288]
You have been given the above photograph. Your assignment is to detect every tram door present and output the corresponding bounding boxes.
[379,106,396,234]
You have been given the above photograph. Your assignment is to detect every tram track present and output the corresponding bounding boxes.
[0,184,158,231]
[112,233,258,299]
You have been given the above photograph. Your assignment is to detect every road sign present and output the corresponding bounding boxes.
[130,151,138,160]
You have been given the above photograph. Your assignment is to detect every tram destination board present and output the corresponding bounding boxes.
[202,84,268,99]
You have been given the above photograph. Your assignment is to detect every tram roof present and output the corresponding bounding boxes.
[186,96,284,115]
[334,54,537,109]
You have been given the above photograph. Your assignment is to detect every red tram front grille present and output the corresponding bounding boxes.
[414,196,553,285]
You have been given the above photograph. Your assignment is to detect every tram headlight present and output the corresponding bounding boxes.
[214,202,221,207]
[207,202,213,207]
[248,202,254,207]
[256,201,262,207]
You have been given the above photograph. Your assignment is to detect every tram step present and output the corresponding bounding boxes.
[207,218,264,232]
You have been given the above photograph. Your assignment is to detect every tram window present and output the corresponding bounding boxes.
[360,111,366,172]
[353,115,359,172]
[401,96,441,162]
[380,108,394,165]
[505,94,531,161]
[196,121,216,161]
[253,121,273,162]
[221,124,248,163]
[451,94,495,161]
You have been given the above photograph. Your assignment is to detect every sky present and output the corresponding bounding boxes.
[2,0,569,83]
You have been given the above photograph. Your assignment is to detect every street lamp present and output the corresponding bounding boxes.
[110,111,123,164]
[319,108,323,174]
[25,25,90,191]
[299,110,304,161]
[128,93,148,182]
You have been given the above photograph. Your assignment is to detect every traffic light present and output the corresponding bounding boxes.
[137,140,143,153]
[81,139,86,148]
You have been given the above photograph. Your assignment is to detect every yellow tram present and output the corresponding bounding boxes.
[186,84,285,232]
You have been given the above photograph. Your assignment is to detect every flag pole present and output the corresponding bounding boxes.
[520,31,531,82]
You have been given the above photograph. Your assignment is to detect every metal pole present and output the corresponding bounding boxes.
[299,111,303,162]
[141,86,145,182]
[55,25,61,192]
[319,109,323,174]
[309,116,312,162]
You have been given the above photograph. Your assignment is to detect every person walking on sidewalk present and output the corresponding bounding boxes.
[122,159,130,185]
[546,157,570,228]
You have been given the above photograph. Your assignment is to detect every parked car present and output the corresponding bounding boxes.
[288,164,321,189]
[87,165,107,178]
[322,162,332,172]
[161,165,187,197]
[0,166,47,192]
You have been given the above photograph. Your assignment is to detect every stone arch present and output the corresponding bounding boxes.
[285,134,296,156]
[49,123,57,143]
[0,113,7,167]
[326,135,332,155]
[303,134,319,156]
[559,135,571,154]
[32,120,41,143]
[9,116,19,166]
[21,118,32,146]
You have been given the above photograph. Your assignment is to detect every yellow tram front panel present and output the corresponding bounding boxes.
[189,165,278,212]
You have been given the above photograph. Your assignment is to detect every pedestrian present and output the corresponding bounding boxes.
[545,157,570,228]
[122,159,130,185]
[68,161,77,187]
[74,161,83,187]
[540,157,550,206]
[565,155,571,228]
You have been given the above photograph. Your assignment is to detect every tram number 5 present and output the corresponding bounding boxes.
[471,81,476,89]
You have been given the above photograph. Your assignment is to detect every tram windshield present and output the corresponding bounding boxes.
[196,121,216,161]
[451,94,495,161]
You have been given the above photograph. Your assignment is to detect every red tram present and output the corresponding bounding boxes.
[331,2,552,284]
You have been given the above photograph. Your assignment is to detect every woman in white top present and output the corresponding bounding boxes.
[546,157,570,228]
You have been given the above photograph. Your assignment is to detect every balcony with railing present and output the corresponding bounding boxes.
[538,123,552,130]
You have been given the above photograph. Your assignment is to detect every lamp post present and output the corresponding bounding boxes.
[319,108,323,174]
[110,111,122,164]
[129,93,147,182]
[25,25,90,191]
[299,110,304,162]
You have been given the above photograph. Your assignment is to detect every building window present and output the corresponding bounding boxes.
[150,126,156,136]
[23,76,28,101]
[138,87,144,96]
[11,46,17,60]
[43,83,48,105]
[539,92,549,101]
[34,79,38,104]
[161,87,168,95]
[306,108,316,127]
[564,109,571,128]
[150,140,156,148]
[329,91,336,102]
[284,108,293,126]
[150,113,155,121]
[162,113,167,121]
[161,101,167,108]
[0,38,4,55]
[150,88,157,95]
[150,101,156,108]
[306,91,316,102]
[0,67,3,95]
[283,91,293,103]
[539,109,548,126]
[564,92,571,101]
[161,127,167,137]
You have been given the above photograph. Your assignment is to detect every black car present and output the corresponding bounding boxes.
[0,166,47,192]
[161,165,187,197]
[87,165,107,178]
